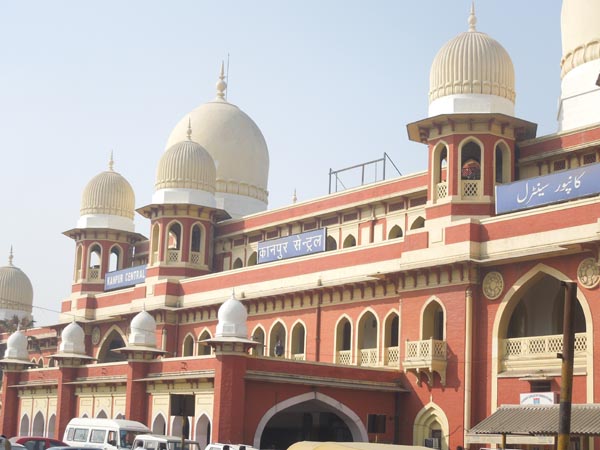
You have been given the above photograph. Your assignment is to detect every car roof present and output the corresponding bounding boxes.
[135,435,199,444]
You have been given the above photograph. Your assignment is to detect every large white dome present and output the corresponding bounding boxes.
[78,155,136,232]
[0,250,33,319]
[428,6,515,116]
[166,66,269,218]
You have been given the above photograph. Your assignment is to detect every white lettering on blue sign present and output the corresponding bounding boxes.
[258,229,326,264]
[104,265,147,291]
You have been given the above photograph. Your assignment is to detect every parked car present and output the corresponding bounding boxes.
[49,447,103,450]
[205,444,258,450]
[132,435,200,450]
[9,437,67,450]
[63,418,150,450]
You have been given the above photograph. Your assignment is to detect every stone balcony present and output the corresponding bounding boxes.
[403,338,447,386]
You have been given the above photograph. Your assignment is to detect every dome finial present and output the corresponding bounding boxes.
[216,61,228,101]
[109,150,114,171]
[292,189,297,204]
[468,1,477,32]
[187,117,192,141]
[8,246,14,266]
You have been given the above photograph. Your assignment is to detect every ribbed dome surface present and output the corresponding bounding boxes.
[0,261,33,313]
[166,100,269,204]
[561,0,600,78]
[429,31,515,104]
[80,169,135,220]
[155,140,216,193]
[60,321,86,355]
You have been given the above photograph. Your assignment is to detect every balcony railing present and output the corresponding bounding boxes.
[386,346,400,367]
[501,332,588,373]
[292,353,306,361]
[190,251,201,265]
[167,249,180,263]
[461,180,481,198]
[88,268,100,280]
[359,348,378,367]
[403,338,447,386]
[436,181,448,200]
[337,350,352,365]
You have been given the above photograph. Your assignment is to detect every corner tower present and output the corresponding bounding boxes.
[408,6,536,218]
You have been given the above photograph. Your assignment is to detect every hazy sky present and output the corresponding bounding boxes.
[0,1,562,325]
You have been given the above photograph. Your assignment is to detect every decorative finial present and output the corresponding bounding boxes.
[8,246,14,266]
[187,117,192,141]
[292,189,297,204]
[231,288,236,299]
[468,1,477,32]
[216,61,227,100]
[108,150,114,171]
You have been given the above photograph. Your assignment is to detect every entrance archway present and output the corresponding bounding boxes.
[254,392,368,449]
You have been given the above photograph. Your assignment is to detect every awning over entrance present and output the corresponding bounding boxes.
[466,404,600,443]
[289,442,431,450]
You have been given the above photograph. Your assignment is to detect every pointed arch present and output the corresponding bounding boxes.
[494,139,511,184]
[388,225,403,239]
[166,220,183,263]
[410,216,425,230]
[383,309,400,366]
[109,244,123,272]
[182,333,195,357]
[356,308,379,366]
[115,413,125,420]
[75,244,84,281]
[334,314,353,364]
[152,413,167,435]
[47,414,56,438]
[190,222,206,265]
[491,263,594,408]
[20,413,30,436]
[151,223,161,265]
[247,251,258,266]
[88,243,102,280]
[96,324,127,362]
[232,257,243,269]
[96,410,108,419]
[342,234,356,248]
[326,235,337,251]
[268,321,288,357]
[251,325,266,356]
[32,410,45,436]
[253,391,368,448]
[197,329,213,356]
[195,414,211,450]
[290,320,307,360]
[421,296,446,340]
[413,402,450,450]
[432,141,449,201]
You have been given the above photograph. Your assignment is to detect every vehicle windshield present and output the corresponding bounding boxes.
[119,431,137,449]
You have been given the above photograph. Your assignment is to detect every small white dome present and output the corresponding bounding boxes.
[429,6,515,116]
[80,156,135,221]
[129,309,157,347]
[5,329,28,361]
[166,66,269,217]
[59,321,86,355]
[561,0,600,78]
[216,291,248,338]
[0,250,33,315]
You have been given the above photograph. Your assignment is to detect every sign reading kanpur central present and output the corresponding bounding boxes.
[104,265,147,291]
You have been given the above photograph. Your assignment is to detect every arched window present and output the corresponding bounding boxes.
[96,410,108,419]
[357,311,378,366]
[75,245,83,281]
[97,328,127,363]
[198,330,212,356]
[384,313,400,366]
[290,322,306,360]
[388,225,403,239]
[232,258,243,269]
[269,322,286,357]
[247,252,257,266]
[461,142,482,180]
[326,236,337,251]
[495,141,511,184]
[152,414,166,435]
[151,223,160,264]
[195,415,211,450]
[38,358,44,368]
[335,318,352,364]
[342,235,356,248]
[109,246,121,272]
[20,414,30,436]
[423,300,444,341]
[410,217,425,230]
[190,224,202,265]
[47,414,56,438]
[167,223,182,263]
[32,411,44,436]
[88,244,102,280]
[182,334,195,357]
[252,327,266,357]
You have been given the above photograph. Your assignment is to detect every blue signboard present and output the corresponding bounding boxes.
[496,163,600,214]
[104,265,147,291]
[258,228,326,264]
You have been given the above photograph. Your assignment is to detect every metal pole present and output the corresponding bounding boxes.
[557,281,576,450]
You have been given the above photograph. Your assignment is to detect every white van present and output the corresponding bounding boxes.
[132,434,200,450]
[63,418,151,450]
